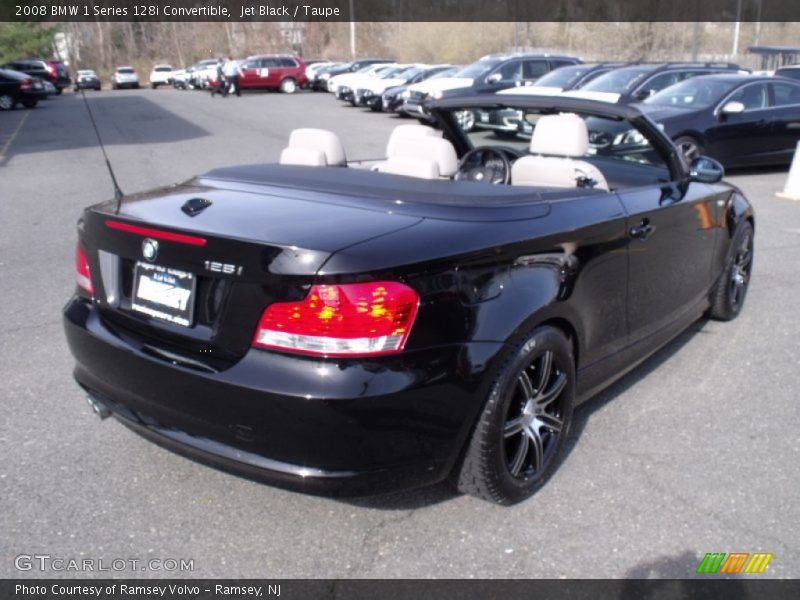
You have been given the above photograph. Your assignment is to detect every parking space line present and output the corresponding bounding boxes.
[0,111,31,162]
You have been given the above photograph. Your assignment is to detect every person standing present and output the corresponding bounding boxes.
[210,59,225,98]
[222,57,241,97]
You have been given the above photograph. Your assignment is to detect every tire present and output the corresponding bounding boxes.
[369,104,382,112]
[151,83,157,89]
[22,100,37,109]
[455,326,576,505]
[279,78,297,94]
[708,220,754,321]
[0,94,15,110]
[674,135,704,166]
[133,83,140,89]
[55,87,63,95]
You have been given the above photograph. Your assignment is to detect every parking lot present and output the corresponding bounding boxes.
[1,88,799,578]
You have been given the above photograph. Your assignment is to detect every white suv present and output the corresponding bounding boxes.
[149,64,173,88]
[111,67,139,90]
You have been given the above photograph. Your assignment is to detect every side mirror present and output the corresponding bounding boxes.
[486,73,503,85]
[719,101,745,115]
[688,156,724,184]
[634,89,655,100]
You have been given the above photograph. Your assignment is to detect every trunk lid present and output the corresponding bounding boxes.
[82,179,421,367]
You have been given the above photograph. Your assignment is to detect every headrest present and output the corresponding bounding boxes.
[386,124,438,157]
[389,136,458,177]
[280,128,346,166]
[530,113,588,157]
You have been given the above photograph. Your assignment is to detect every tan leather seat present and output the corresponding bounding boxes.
[511,114,609,190]
[279,128,347,167]
[382,136,458,180]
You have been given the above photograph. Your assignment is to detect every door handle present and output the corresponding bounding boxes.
[630,218,655,240]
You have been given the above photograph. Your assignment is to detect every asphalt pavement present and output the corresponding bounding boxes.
[1,87,798,579]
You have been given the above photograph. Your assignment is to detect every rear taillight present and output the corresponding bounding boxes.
[75,245,94,295]
[20,79,31,90]
[253,281,419,357]
[46,62,56,76]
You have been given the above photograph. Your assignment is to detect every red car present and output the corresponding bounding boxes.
[238,55,307,94]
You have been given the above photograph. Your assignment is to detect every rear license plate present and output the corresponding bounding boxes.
[131,262,196,327]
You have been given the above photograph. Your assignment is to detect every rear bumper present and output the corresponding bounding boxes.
[63,297,503,496]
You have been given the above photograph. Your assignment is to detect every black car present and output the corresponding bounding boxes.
[382,66,459,113]
[0,68,47,110]
[565,62,747,105]
[73,69,102,91]
[4,58,71,94]
[64,96,754,505]
[404,53,581,125]
[605,74,800,168]
[353,65,446,110]
[314,58,394,91]
[775,65,800,81]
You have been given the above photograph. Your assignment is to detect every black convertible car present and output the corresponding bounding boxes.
[64,96,754,505]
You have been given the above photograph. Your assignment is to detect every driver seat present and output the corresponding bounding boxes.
[511,114,609,191]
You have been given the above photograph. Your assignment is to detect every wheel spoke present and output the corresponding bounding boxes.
[518,370,535,401]
[508,434,529,476]
[504,416,525,438]
[538,413,564,433]
[525,426,544,472]
[534,351,553,393]
[537,372,567,409]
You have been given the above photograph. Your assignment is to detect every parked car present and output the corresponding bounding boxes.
[238,55,307,93]
[309,62,348,91]
[381,66,459,113]
[303,60,333,87]
[111,67,139,90]
[629,73,800,167]
[499,62,629,97]
[355,64,453,111]
[403,53,582,127]
[564,62,747,105]
[189,59,220,89]
[3,58,71,94]
[775,64,800,81]
[171,67,193,89]
[351,64,425,107]
[63,94,754,505]
[149,64,174,88]
[330,63,397,100]
[0,68,47,109]
[316,58,394,91]
[73,69,101,91]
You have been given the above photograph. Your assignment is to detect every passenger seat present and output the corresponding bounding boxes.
[381,136,458,180]
[511,114,609,190]
[279,128,347,167]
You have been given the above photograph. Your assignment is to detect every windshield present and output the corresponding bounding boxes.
[581,68,651,93]
[644,78,735,109]
[429,67,459,80]
[454,59,499,80]
[534,65,593,88]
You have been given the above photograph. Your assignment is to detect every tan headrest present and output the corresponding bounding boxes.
[530,114,588,157]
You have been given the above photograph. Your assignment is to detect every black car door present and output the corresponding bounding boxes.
[768,80,800,162]
[615,167,719,344]
[705,81,773,165]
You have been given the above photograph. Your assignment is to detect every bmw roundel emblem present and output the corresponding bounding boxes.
[142,238,159,262]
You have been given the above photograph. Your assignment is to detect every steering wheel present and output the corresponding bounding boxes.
[455,147,511,185]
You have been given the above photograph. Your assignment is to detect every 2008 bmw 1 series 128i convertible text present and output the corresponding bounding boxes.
[63,96,754,504]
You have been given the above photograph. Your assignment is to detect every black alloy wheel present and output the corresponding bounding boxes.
[709,220,754,321]
[456,326,575,505]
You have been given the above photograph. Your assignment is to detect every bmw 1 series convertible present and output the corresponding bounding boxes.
[63,95,754,505]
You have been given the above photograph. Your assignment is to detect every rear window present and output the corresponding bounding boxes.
[155,66,172,72]
[117,68,135,74]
